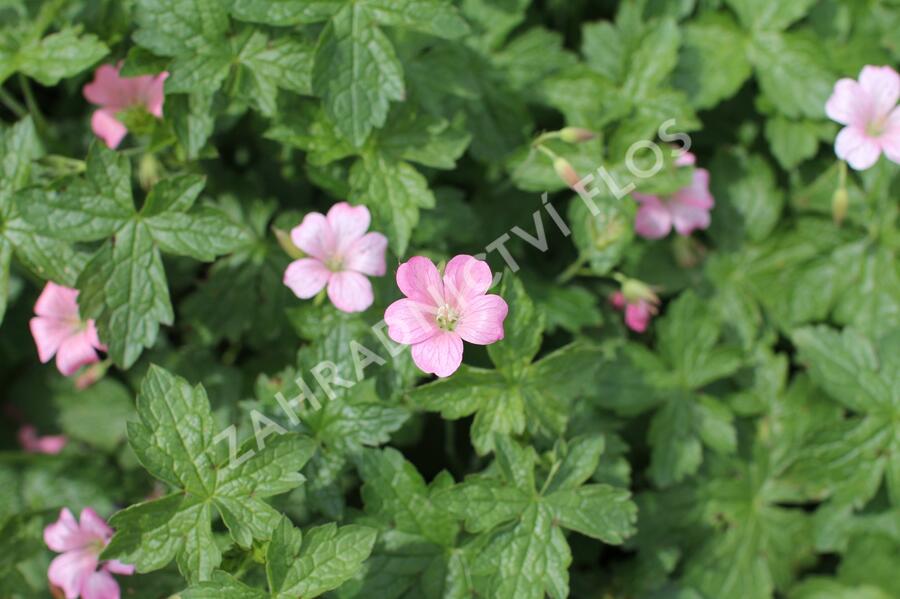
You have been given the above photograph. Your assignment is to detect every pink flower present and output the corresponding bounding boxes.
[83,63,168,149]
[632,152,714,239]
[44,508,134,599]
[29,282,106,377]
[826,65,900,170]
[283,202,388,313]
[19,425,67,454]
[384,255,508,378]
[610,279,660,333]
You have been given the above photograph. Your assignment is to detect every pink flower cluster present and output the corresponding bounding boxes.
[30,282,106,377]
[19,424,67,454]
[83,63,168,149]
[385,255,508,377]
[632,152,714,240]
[826,65,900,170]
[44,508,133,599]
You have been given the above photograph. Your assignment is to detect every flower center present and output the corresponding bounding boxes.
[436,304,459,331]
[324,256,343,272]
[866,117,886,137]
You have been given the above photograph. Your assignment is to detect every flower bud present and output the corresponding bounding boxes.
[553,157,582,189]
[138,154,161,190]
[273,226,305,260]
[559,127,596,143]
[831,187,849,225]
[621,278,660,307]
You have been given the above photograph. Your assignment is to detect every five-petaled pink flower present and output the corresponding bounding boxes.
[632,152,714,239]
[83,63,168,149]
[384,255,508,378]
[44,508,134,599]
[19,425,67,454]
[29,282,106,377]
[825,65,900,170]
[610,278,660,333]
[283,202,388,313]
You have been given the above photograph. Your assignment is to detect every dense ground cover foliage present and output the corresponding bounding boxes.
[1,0,899,597]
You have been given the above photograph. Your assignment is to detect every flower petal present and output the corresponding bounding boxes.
[881,106,900,164]
[384,298,439,344]
[79,508,113,543]
[411,331,463,378]
[48,549,99,599]
[396,256,444,306]
[455,294,508,345]
[624,301,652,333]
[30,316,71,363]
[610,291,626,310]
[327,271,374,313]
[669,170,714,235]
[104,560,135,576]
[327,202,371,250]
[825,78,868,126]
[343,232,387,276]
[443,255,493,310]
[56,331,102,376]
[283,258,331,299]
[45,508,89,553]
[140,72,169,118]
[19,425,67,454]
[83,64,129,110]
[835,126,882,170]
[290,212,334,260]
[91,110,128,149]
[858,65,900,120]
[82,568,121,599]
[35,282,80,319]
[633,194,672,239]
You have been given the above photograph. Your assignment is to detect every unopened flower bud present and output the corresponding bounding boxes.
[621,278,660,307]
[138,154,161,190]
[273,226,305,260]
[553,157,581,189]
[831,188,849,225]
[559,127,596,143]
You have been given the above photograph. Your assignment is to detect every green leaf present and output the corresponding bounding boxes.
[56,379,134,451]
[622,18,681,100]
[234,31,315,114]
[103,366,316,582]
[725,0,819,31]
[673,15,752,109]
[764,117,824,170]
[487,275,544,374]
[133,0,230,56]
[348,152,435,256]
[365,0,469,38]
[708,149,784,245]
[145,206,251,262]
[15,27,108,86]
[312,3,405,147]
[230,0,342,25]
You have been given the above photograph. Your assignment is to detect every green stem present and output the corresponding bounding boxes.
[0,86,27,118]
[18,75,47,132]
[556,253,589,284]
[534,143,559,162]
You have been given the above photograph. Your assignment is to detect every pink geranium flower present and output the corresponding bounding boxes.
[632,152,714,239]
[384,255,508,378]
[825,65,900,170]
[283,202,388,313]
[83,63,168,149]
[19,425,67,454]
[44,508,134,599]
[29,282,106,377]
[610,277,660,333]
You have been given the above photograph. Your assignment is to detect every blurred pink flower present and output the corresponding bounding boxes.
[632,152,714,239]
[283,202,388,313]
[19,425,67,454]
[385,255,508,377]
[29,282,106,377]
[610,283,659,333]
[826,65,900,170]
[83,63,168,149]
[44,508,134,599]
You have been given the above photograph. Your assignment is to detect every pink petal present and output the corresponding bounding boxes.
[633,195,673,239]
[327,202,371,251]
[82,569,120,599]
[396,256,444,306]
[384,298,439,344]
[283,258,331,299]
[881,106,900,164]
[443,255,493,310]
[343,232,387,276]
[624,301,652,333]
[835,126,882,170]
[670,201,712,236]
[327,270,374,313]
[672,169,714,210]
[104,560,135,576]
[140,72,169,118]
[858,65,900,120]
[45,508,89,553]
[83,64,129,110]
[91,110,128,149]
[669,170,714,235]
[290,212,334,260]
[19,425,67,454]
[411,331,464,378]
[79,508,113,543]
[48,549,98,599]
[455,294,508,345]
[86,320,107,352]
[610,291,626,310]
[825,78,868,126]
[675,151,696,166]
[30,316,72,363]
[56,331,102,376]
[35,282,80,319]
